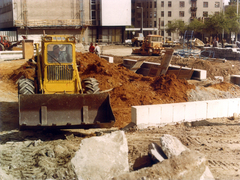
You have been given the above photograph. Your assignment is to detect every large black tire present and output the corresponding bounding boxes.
[0,44,5,51]
[18,78,35,95]
[83,78,100,94]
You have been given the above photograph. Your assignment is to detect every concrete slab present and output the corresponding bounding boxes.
[230,75,240,86]
[100,55,114,63]
[123,59,207,80]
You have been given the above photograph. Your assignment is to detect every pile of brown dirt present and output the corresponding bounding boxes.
[8,61,36,82]
[76,52,195,128]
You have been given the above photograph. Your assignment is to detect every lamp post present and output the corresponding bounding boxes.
[137,6,143,34]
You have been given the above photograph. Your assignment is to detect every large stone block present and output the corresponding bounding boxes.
[71,131,129,180]
[160,134,189,158]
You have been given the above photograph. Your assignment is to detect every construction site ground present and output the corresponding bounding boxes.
[0,45,240,179]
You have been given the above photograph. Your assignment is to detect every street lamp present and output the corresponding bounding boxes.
[137,6,143,34]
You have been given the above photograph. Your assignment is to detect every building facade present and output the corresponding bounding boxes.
[131,0,224,41]
[0,0,131,44]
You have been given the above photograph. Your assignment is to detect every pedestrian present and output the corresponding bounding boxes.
[89,43,95,53]
[94,43,100,56]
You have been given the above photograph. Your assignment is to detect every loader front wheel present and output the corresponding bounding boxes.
[18,78,35,95]
[0,44,5,51]
[83,78,100,94]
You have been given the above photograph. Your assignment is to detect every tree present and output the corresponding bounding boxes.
[165,20,186,37]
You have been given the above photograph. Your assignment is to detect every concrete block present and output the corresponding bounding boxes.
[230,75,240,86]
[148,105,161,124]
[195,101,207,120]
[172,103,185,122]
[160,104,173,124]
[217,100,229,118]
[228,99,240,116]
[100,55,113,63]
[191,68,207,80]
[185,102,197,121]
[206,100,219,119]
[131,106,149,125]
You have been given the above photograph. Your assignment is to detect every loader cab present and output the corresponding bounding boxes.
[147,35,163,48]
[39,35,81,94]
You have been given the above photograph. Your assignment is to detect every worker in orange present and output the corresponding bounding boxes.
[89,43,95,53]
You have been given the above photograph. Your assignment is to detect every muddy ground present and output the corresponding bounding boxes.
[0,45,240,180]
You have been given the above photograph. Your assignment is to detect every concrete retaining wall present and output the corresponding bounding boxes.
[132,98,240,127]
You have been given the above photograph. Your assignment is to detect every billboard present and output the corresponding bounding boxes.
[101,0,131,26]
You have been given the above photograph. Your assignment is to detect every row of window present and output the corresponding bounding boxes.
[137,11,220,18]
[161,1,220,8]
[159,11,219,17]
[136,1,220,8]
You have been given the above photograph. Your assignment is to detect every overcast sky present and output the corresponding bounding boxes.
[223,0,230,5]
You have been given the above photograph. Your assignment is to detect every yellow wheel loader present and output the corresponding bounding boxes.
[18,35,115,130]
[132,35,165,56]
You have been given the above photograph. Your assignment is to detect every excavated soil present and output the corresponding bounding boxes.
[1,46,240,179]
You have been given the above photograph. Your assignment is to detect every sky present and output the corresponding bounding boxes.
[223,0,230,5]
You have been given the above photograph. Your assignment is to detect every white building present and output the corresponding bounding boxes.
[131,0,224,41]
[0,0,131,44]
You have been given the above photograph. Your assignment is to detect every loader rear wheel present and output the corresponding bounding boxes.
[83,78,100,94]
[18,78,35,95]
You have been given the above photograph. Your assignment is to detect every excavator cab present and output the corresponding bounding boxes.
[18,35,115,130]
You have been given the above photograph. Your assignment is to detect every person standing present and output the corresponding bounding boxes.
[94,43,100,56]
[89,43,95,53]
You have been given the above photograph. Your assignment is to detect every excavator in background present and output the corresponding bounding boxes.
[18,35,115,130]
[132,35,165,56]
[0,35,26,51]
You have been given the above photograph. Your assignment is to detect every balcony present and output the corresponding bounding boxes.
[191,7,197,11]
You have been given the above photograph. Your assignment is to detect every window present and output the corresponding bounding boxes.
[147,12,148,18]
[147,21,148,27]
[137,13,141,18]
[161,21,164,26]
[150,2,152,8]
[154,21,156,27]
[168,11,171,17]
[150,12,152,18]
[154,11,156,18]
[161,1,164,7]
[47,44,73,64]
[179,11,184,17]
[215,11,219,15]
[161,30,164,36]
[203,11,208,17]
[161,11,164,17]
[215,2,220,8]
[203,2,208,8]
[180,1,185,7]
[91,11,96,19]
[168,1,172,7]
[147,2,148,8]
[154,1,157,8]
[150,22,152,27]
[168,21,171,24]
[168,32,171,36]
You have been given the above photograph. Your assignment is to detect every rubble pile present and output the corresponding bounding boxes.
[201,47,240,60]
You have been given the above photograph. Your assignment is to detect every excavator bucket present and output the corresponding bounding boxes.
[19,93,115,130]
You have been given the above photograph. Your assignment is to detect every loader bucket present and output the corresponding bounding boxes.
[19,93,115,130]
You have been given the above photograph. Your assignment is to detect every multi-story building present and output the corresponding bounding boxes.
[131,0,224,41]
[0,0,131,44]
